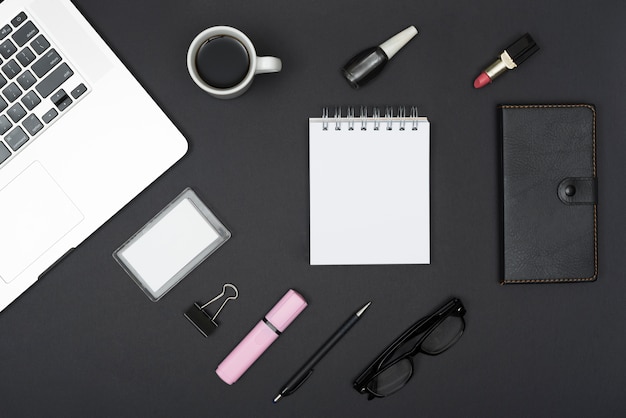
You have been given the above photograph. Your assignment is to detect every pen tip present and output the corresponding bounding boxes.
[356,302,372,317]
[273,394,282,403]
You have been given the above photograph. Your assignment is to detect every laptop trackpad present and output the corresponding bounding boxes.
[0,162,84,283]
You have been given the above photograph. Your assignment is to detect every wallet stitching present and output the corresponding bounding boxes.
[500,104,598,284]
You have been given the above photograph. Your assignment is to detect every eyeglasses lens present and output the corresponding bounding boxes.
[366,315,464,397]
[367,358,413,397]
[421,315,464,354]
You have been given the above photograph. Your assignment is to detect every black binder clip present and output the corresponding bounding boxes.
[184,283,239,337]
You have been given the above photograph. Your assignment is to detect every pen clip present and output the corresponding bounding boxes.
[285,369,314,395]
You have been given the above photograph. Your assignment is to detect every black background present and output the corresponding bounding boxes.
[2,0,626,417]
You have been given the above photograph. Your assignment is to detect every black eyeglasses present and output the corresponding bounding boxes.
[353,297,466,399]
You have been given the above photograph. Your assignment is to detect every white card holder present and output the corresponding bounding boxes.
[113,188,231,301]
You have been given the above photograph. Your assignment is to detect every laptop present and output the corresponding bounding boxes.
[0,0,188,312]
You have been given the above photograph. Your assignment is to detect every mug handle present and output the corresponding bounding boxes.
[255,56,282,74]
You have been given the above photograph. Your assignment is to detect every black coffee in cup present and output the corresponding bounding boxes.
[195,36,250,89]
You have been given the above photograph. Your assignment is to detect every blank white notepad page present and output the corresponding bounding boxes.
[309,118,430,265]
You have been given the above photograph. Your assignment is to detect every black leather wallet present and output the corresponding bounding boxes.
[500,104,597,284]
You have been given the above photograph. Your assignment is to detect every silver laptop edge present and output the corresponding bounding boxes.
[0,0,188,312]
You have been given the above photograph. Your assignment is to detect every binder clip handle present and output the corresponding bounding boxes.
[185,283,239,338]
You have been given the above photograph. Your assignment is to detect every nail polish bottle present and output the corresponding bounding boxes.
[342,26,418,89]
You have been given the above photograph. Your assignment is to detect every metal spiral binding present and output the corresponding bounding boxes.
[347,107,355,130]
[360,106,368,130]
[320,106,420,131]
[411,106,419,130]
[322,107,329,130]
[373,107,380,130]
[385,107,393,130]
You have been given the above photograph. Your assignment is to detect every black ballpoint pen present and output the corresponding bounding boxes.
[273,301,371,403]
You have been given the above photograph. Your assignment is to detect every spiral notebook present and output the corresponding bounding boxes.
[309,107,430,265]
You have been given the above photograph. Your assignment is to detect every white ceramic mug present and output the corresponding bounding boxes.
[187,26,282,99]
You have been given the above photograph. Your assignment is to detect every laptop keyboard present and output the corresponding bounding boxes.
[0,11,88,167]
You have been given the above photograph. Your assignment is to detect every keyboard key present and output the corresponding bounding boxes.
[11,12,27,28]
[30,35,49,55]
[12,21,38,47]
[35,63,73,98]
[21,90,40,110]
[1,59,20,79]
[0,115,12,135]
[7,102,26,123]
[17,70,35,90]
[0,74,6,90]
[32,49,61,78]
[5,126,28,151]
[51,89,66,104]
[0,141,10,164]
[57,96,72,111]
[52,89,72,111]
[22,114,43,136]
[2,82,21,102]
[0,25,12,40]
[0,39,17,59]
[71,83,87,99]
[42,108,57,123]
[16,47,35,66]
[0,96,7,112]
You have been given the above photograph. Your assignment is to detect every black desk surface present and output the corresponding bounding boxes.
[2,0,626,417]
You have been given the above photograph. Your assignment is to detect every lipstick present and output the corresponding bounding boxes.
[473,33,539,88]
[342,26,418,89]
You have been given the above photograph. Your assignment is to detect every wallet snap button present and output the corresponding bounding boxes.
[557,177,596,205]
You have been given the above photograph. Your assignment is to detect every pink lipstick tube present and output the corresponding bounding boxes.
[216,289,308,384]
